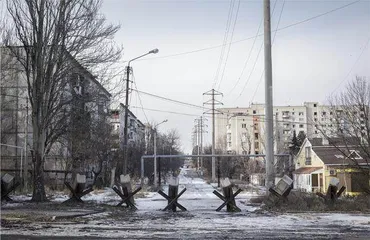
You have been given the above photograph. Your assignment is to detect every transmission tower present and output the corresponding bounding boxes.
[203,89,223,181]
[194,116,207,170]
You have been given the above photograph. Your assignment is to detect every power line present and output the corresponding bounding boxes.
[227,12,263,96]
[213,0,235,88]
[131,89,210,111]
[131,72,149,124]
[331,35,370,94]
[249,0,286,104]
[217,0,241,91]
[130,106,201,117]
[128,0,360,62]
[233,0,279,103]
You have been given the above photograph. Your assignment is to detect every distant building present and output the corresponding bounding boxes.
[109,103,145,151]
[215,102,360,155]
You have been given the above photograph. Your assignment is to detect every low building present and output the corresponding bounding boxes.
[293,138,369,195]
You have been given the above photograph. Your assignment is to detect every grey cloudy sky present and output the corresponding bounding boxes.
[101,0,370,153]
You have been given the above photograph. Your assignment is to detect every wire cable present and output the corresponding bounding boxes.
[127,0,360,63]
[131,72,149,123]
[234,0,280,103]
[331,35,370,94]
[131,89,211,111]
[217,0,241,91]
[213,0,235,88]
[250,0,286,104]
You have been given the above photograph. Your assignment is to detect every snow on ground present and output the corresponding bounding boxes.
[1,168,370,239]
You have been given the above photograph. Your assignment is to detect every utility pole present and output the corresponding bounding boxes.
[264,0,274,188]
[194,116,207,170]
[203,89,223,181]
[123,65,131,175]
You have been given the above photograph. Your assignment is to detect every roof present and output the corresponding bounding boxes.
[313,146,369,165]
[293,167,322,174]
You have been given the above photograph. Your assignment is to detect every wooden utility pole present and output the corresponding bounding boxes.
[203,89,223,181]
[264,0,274,188]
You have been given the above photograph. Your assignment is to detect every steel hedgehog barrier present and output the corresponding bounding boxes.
[213,178,242,212]
[112,174,142,209]
[63,173,93,203]
[157,176,187,212]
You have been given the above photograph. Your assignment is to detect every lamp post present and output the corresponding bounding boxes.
[153,119,168,187]
[123,48,159,175]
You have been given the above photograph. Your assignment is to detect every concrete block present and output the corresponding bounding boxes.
[329,177,340,187]
[221,178,231,188]
[76,174,86,184]
[120,174,130,184]
[1,173,14,184]
[168,176,179,186]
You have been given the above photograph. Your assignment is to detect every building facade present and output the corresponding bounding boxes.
[0,47,111,186]
[110,103,145,151]
[215,102,340,155]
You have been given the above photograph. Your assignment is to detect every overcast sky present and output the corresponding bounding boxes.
[100,0,370,153]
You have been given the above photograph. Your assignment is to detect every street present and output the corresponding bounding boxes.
[1,169,370,239]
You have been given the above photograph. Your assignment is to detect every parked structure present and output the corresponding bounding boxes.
[293,138,369,196]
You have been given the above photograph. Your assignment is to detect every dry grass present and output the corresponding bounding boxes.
[263,191,370,213]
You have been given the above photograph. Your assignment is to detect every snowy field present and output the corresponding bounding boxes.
[1,168,370,239]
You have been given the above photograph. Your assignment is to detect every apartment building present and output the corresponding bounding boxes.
[110,103,145,151]
[215,102,337,155]
[0,47,111,178]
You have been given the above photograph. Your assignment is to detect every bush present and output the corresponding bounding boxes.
[262,190,370,213]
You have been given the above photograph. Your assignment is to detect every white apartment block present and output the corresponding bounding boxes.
[215,102,336,155]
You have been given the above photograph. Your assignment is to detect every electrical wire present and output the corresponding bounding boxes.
[131,89,211,111]
[217,0,241,91]
[249,0,286,104]
[213,0,235,88]
[234,0,279,103]
[131,71,149,123]
[126,0,360,63]
[130,106,201,117]
[331,35,370,94]
[227,12,263,96]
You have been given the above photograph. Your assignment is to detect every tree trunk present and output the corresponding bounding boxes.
[31,151,47,202]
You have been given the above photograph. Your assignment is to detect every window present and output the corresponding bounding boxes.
[242,123,246,128]
[322,112,326,116]
[305,146,312,165]
[254,133,259,139]
[292,112,295,115]
[255,151,259,154]
[314,112,317,116]
[253,110,256,114]
[314,104,317,107]
[299,112,304,116]
[293,124,295,128]
[299,124,304,128]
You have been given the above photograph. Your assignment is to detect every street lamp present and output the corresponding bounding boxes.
[153,119,168,187]
[123,48,159,175]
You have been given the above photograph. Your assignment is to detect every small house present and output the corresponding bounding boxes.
[293,138,369,196]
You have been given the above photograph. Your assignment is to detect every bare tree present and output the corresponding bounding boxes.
[3,0,121,201]
[318,77,369,192]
